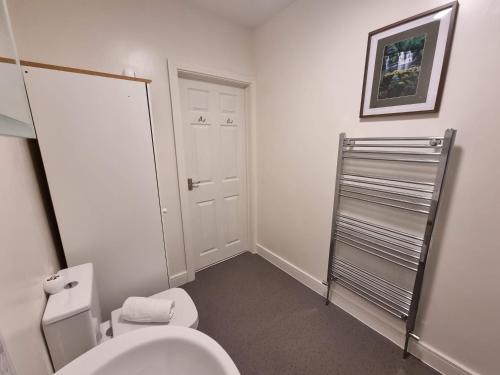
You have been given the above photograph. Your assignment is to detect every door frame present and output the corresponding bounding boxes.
[167,60,257,283]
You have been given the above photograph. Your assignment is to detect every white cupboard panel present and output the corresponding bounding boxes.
[24,67,168,318]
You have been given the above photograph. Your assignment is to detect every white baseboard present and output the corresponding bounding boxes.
[169,249,253,287]
[169,271,188,287]
[256,243,475,375]
[257,243,326,296]
[411,341,478,375]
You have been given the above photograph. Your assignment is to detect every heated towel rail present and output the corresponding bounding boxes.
[325,129,456,357]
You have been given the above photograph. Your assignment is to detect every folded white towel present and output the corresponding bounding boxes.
[121,297,175,323]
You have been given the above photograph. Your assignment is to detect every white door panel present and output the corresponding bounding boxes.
[194,198,218,255]
[220,126,238,179]
[191,125,216,182]
[180,78,248,270]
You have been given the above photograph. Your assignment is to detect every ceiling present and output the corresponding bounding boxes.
[187,0,295,28]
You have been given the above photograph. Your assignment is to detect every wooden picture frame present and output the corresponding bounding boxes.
[360,1,459,118]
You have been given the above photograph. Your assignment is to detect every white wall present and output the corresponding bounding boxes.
[0,137,60,375]
[254,1,500,374]
[7,0,254,284]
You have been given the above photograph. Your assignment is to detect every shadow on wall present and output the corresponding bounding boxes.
[359,112,439,123]
[415,144,462,326]
[27,139,66,268]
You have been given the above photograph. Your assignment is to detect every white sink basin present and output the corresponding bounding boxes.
[55,326,240,375]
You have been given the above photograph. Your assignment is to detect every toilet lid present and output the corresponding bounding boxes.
[111,288,199,337]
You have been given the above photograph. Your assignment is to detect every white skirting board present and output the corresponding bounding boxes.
[169,271,188,288]
[256,244,477,375]
[169,250,254,288]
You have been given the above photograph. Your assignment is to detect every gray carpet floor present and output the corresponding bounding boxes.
[182,252,439,375]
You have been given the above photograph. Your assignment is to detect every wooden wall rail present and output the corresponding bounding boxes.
[0,56,151,83]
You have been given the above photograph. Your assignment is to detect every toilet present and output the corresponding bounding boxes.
[42,263,199,371]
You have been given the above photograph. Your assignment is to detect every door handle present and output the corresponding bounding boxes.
[188,178,200,191]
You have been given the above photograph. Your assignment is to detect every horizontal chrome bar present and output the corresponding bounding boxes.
[335,279,407,318]
[334,237,418,271]
[344,136,444,141]
[340,181,432,200]
[336,224,421,255]
[333,272,410,307]
[340,187,431,207]
[337,214,424,242]
[342,172,435,187]
[339,193,430,214]
[335,233,419,265]
[333,272,411,309]
[334,257,413,294]
[333,265,412,306]
[341,176,434,193]
[334,267,412,305]
[343,149,442,156]
[337,220,422,248]
[332,268,410,301]
[341,143,442,148]
[343,155,440,164]
[333,278,408,318]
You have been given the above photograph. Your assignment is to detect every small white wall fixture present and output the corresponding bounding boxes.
[167,60,257,282]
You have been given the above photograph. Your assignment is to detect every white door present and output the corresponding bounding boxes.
[179,78,248,270]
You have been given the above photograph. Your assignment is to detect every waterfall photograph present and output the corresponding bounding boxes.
[360,4,457,117]
[377,34,426,100]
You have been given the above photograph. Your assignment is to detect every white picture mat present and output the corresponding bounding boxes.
[363,8,452,116]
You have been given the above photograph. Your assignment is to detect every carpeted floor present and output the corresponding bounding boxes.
[182,252,439,375]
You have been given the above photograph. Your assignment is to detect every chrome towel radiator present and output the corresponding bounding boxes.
[325,129,456,357]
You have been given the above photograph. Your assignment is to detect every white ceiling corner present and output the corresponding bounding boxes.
[186,0,295,28]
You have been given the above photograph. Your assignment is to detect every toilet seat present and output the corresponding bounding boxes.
[111,288,199,337]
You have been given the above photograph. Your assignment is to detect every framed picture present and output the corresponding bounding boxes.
[360,1,458,118]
